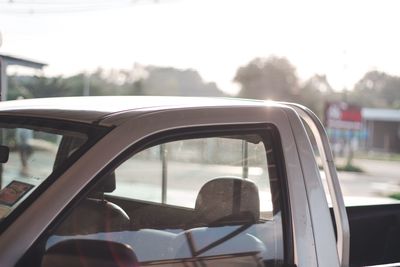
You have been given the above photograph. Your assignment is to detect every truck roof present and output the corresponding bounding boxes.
[0,96,273,126]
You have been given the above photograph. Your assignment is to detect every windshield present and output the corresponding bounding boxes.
[0,117,107,228]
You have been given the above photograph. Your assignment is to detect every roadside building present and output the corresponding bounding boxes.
[361,108,400,153]
[0,53,46,101]
[324,102,400,155]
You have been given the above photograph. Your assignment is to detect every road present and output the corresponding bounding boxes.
[3,150,400,209]
[328,158,400,205]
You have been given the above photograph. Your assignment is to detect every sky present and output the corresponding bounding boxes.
[1,0,400,94]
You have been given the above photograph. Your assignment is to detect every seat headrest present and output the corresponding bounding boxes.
[195,177,260,225]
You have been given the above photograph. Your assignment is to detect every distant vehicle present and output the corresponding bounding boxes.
[0,96,397,267]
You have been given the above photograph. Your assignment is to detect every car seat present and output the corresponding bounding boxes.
[194,176,260,226]
[55,172,130,235]
[174,177,266,264]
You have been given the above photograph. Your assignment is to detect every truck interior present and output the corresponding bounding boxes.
[34,130,289,267]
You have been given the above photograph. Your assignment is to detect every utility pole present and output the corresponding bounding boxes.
[0,57,7,101]
[83,73,90,96]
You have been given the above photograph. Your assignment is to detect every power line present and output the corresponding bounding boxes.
[0,6,127,15]
[0,0,135,3]
[0,0,162,14]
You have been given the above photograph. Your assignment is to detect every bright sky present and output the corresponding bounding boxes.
[1,0,400,94]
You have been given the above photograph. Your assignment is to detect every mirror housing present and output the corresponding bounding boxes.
[41,239,139,267]
[0,145,9,163]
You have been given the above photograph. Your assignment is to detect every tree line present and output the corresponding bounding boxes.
[234,56,400,117]
[8,56,400,118]
[8,65,224,100]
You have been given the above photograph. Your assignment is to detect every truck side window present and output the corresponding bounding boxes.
[44,128,287,266]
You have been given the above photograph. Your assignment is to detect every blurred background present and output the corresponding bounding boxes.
[0,0,400,205]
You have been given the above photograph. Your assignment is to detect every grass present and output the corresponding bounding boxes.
[389,192,400,200]
[318,162,364,173]
[355,152,400,162]
[336,163,364,173]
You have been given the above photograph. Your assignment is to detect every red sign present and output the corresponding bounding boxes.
[325,102,362,130]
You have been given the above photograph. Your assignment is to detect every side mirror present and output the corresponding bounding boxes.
[41,239,139,267]
[0,145,9,163]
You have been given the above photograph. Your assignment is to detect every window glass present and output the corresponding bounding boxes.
[0,119,100,227]
[46,129,286,266]
[113,136,272,213]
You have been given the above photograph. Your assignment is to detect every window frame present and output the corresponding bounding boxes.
[28,122,294,266]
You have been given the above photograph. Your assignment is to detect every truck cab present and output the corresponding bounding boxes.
[0,96,393,267]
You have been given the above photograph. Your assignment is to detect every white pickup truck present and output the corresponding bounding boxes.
[0,96,395,267]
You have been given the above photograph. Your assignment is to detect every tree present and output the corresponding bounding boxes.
[142,66,225,97]
[234,56,298,100]
[297,74,335,117]
[16,75,72,98]
[350,70,400,108]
